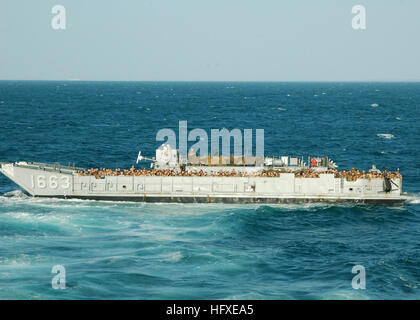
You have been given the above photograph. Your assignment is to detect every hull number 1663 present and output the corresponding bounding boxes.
[32,175,71,189]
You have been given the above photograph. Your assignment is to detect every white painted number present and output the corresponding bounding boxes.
[37,175,47,188]
[36,175,71,189]
[31,174,35,188]
[49,176,58,189]
[61,176,70,189]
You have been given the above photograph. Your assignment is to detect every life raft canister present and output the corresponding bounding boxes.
[311,158,317,167]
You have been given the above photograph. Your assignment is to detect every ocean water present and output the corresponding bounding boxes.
[0,81,419,299]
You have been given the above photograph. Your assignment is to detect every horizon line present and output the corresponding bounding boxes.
[0,79,420,83]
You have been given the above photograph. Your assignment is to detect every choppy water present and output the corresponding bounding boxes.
[0,81,419,299]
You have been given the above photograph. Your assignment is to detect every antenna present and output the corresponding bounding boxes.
[136,151,143,164]
[136,150,156,164]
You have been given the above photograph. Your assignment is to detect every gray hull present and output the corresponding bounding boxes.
[1,162,404,204]
[35,195,404,204]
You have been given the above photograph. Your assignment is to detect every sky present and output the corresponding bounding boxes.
[0,0,419,81]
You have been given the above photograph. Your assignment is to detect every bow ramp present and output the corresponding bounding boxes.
[0,162,76,197]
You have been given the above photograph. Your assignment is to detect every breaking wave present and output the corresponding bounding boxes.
[2,190,29,199]
[377,133,395,139]
[404,193,420,204]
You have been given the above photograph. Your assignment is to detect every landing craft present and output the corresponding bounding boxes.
[0,144,404,204]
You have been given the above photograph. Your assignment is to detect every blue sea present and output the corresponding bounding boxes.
[0,81,419,299]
